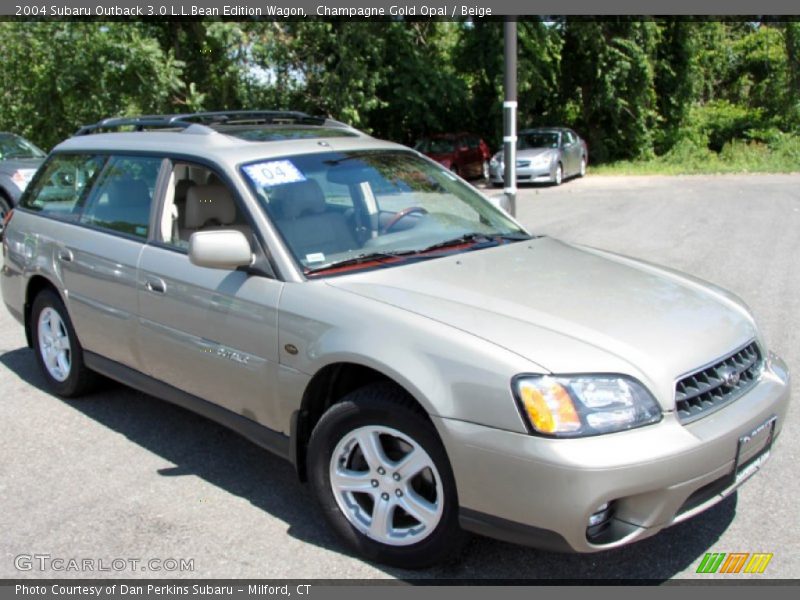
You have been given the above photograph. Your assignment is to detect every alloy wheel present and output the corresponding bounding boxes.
[37,307,72,382]
[329,425,444,547]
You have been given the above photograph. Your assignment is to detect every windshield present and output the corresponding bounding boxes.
[0,134,45,160]
[415,138,456,154]
[518,132,560,150]
[241,150,527,276]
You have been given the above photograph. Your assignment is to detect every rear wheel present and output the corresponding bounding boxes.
[307,383,466,568]
[579,157,587,177]
[31,289,97,397]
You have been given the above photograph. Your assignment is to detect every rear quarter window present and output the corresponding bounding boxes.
[21,154,105,220]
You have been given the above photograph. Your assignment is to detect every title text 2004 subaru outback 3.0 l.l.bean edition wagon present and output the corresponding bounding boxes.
[0,111,790,568]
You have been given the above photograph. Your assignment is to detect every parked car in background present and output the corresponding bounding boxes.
[489,127,587,187]
[0,132,46,226]
[415,133,492,180]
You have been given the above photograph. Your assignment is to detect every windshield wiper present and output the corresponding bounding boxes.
[305,249,420,275]
[418,231,532,253]
[305,232,534,276]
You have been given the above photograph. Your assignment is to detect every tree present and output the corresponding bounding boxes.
[0,22,186,149]
[561,19,658,161]
[653,20,699,153]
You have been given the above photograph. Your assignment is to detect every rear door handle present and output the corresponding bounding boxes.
[144,276,167,294]
[57,249,73,263]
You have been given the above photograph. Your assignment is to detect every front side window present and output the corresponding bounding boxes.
[80,156,161,238]
[241,150,528,276]
[158,161,252,250]
[22,153,105,220]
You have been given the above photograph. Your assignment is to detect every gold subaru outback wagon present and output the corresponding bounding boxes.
[1,111,790,568]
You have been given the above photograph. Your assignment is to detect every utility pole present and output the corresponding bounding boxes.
[503,18,517,217]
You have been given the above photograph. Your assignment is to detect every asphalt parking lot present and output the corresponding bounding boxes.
[1,173,798,581]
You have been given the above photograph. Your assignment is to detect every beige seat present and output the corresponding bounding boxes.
[269,180,357,259]
[181,184,251,241]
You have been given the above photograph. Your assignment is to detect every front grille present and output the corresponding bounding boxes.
[675,341,763,423]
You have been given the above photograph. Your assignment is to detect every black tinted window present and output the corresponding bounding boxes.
[22,154,105,220]
[80,156,161,238]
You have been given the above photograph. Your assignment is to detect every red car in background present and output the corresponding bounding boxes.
[415,133,492,180]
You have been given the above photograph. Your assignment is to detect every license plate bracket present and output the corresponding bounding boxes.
[734,415,777,485]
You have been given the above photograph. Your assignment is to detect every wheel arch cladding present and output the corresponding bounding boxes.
[293,363,433,481]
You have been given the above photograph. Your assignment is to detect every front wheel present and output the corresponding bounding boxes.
[481,160,490,182]
[307,384,466,568]
[579,157,587,177]
[553,163,563,186]
[31,289,97,397]
[0,195,11,233]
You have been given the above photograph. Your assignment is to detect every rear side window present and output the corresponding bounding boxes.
[22,154,105,220]
[80,156,162,239]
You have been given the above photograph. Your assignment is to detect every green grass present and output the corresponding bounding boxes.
[591,135,800,176]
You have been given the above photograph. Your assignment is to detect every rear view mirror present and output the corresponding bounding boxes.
[188,230,253,270]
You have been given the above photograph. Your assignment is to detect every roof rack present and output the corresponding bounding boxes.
[74,110,341,136]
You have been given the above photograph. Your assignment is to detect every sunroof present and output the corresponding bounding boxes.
[218,126,359,142]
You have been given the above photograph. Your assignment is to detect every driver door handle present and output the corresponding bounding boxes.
[144,276,167,295]
[57,249,73,263]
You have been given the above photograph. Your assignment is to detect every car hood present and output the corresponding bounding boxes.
[516,148,557,159]
[325,238,758,409]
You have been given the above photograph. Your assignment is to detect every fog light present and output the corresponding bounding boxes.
[586,501,615,540]
[588,503,610,527]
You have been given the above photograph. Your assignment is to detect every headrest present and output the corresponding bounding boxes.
[270,180,326,219]
[185,184,236,229]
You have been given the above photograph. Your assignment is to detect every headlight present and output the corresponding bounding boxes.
[531,153,554,168]
[514,375,661,437]
[490,154,501,168]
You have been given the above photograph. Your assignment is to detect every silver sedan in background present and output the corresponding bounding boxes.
[489,127,588,186]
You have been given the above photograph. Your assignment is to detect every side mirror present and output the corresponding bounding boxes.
[188,230,253,270]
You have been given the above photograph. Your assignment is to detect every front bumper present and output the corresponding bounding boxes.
[435,355,790,552]
[488,162,555,184]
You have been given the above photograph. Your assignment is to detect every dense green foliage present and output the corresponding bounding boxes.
[0,19,797,165]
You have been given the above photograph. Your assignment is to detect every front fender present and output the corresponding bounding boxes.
[276,280,539,434]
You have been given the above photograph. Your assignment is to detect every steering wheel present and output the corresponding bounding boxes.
[383,206,428,233]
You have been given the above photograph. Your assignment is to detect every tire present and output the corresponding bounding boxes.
[553,163,563,186]
[307,383,467,568]
[31,289,97,397]
[0,194,11,232]
[481,160,490,182]
[579,157,587,177]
